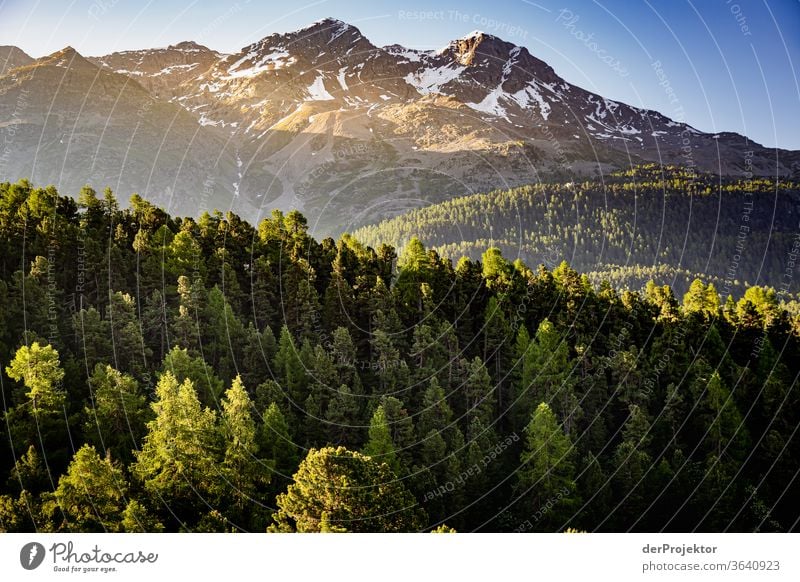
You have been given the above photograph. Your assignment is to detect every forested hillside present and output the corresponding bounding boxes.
[354,165,800,297]
[0,178,798,533]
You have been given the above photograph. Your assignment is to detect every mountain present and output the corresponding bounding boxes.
[1,18,798,235]
[0,45,33,75]
[89,41,221,100]
[0,46,260,217]
[353,165,800,295]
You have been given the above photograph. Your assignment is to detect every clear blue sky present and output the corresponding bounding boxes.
[1,0,798,149]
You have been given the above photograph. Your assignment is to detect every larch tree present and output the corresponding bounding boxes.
[220,376,267,526]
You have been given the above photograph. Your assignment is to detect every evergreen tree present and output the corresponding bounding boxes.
[270,446,424,532]
[516,403,577,531]
[220,376,266,527]
[50,445,128,532]
[6,342,65,413]
[363,405,400,474]
[162,346,224,409]
[259,402,298,494]
[83,364,149,463]
[133,372,220,524]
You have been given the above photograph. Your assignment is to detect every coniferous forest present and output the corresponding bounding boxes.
[354,165,800,297]
[0,177,798,533]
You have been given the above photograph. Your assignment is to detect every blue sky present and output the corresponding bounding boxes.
[1,0,798,149]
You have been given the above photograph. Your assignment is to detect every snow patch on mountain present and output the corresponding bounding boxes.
[404,64,465,95]
[337,67,348,91]
[509,83,551,120]
[306,75,335,100]
[467,86,509,120]
[226,48,295,78]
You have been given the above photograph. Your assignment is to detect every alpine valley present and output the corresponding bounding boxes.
[1,17,798,240]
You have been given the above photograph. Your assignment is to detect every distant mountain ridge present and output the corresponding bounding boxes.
[1,18,797,234]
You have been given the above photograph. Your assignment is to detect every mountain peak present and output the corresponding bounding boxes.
[0,45,34,75]
[47,46,86,63]
[168,40,214,53]
[442,30,514,66]
[305,17,350,29]
[35,46,102,73]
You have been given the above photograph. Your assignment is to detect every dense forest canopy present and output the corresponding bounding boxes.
[0,177,798,532]
[354,165,800,297]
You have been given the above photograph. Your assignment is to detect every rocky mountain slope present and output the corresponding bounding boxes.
[1,18,797,235]
[0,45,33,75]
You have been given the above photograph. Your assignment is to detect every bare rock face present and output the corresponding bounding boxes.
[88,41,222,100]
[0,18,796,235]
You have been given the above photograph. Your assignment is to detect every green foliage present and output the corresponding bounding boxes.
[353,169,800,296]
[516,403,578,530]
[6,342,65,412]
[0,178,798,532]
[132,372,220,523]
[161,346,224,409]
[51,445,128,532]
[270,446,424,532]
[363,405,399,474]
[83,365,149,463]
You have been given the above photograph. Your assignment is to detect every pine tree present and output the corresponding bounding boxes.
[6,342,65,413]
[463,357,495,427]
[363,405,399,474]
[220,376,266,527]
[83,364,149,463]
[610,404,653,529]
[325,384,362,447]
[132,372,220,524]
[51,444,128,532]
[107,291,151,378]
[162,346,224,409]
[683,279,720,319]
[273,326,309,407]
[519,319,580,434]
[270,446,424,532]
[516,403,577,531]
[4,342,71,468]
[259,402,298,494]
